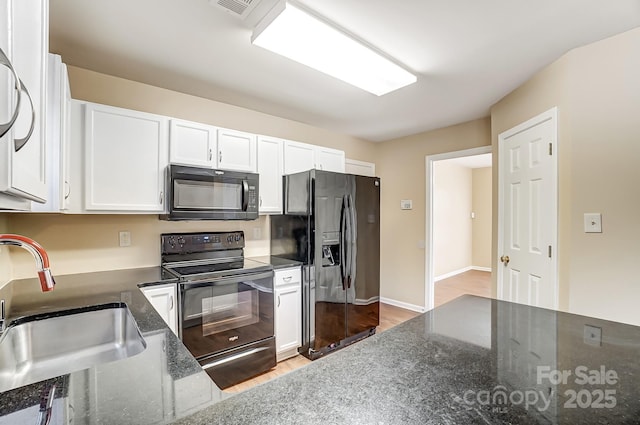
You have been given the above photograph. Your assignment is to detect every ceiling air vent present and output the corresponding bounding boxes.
[210,0,260,19]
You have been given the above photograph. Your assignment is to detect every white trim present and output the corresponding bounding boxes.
[472,266,492,273]
[497,107,558,309]
[380,297,427,313]
[425,146,492,312]
[434,266,473,282]
[354,296,379,305]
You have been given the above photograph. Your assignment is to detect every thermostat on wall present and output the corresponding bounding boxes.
[400,200,413,210]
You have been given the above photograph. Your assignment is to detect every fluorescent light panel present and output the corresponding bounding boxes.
[252,2,417,96]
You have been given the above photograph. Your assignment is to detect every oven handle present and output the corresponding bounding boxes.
[180,270,274,290]
[201,347,270,370]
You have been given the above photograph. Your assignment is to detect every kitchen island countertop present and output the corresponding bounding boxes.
[2,269,640,424]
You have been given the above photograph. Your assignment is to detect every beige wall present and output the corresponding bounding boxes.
[491,28,640,325]
[376,118,492,308]
[433,161,472,277]
[472,167,491,269]
[4,66,378,279]
[563,28,640,325]
[7,214,269,278]
[0,214,10,286]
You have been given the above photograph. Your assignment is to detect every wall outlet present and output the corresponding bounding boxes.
[584,213,602,233]
[400,199,413,210]
[253,227,261,240]
[584,324,602,347]
[119,231,131,247]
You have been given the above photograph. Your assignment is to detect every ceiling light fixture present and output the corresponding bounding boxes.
[251,1,417,96]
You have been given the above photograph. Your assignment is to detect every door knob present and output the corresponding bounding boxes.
[500,255,510,266]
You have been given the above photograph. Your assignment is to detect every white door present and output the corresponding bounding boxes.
[498,107,558,309]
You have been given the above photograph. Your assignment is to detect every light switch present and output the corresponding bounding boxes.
[584,213,602,233]
[400,200,413,210]
[119,231,132,247]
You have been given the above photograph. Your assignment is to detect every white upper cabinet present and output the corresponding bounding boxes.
[32,54,70,212]
[283,140,345,174]
[257,136,283,214]
[217,128,257,172]
[283,140,315,174]
[345,158,376,177]
[169,119,216,168]
[315,146,345,172]
[0,0,48,206]
[84,102,169,212]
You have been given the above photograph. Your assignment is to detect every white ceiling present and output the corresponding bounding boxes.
[49,0,640,142]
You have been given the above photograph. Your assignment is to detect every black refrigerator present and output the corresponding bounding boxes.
[270,170,380,360]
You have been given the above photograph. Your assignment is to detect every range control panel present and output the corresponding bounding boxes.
[161,231,245,255]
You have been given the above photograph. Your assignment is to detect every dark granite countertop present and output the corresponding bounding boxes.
[2,270,640,424]
[175,295,640,425]
[0,268,227,424]
[247,255,302,270]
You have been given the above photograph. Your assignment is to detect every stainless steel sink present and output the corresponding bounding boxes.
[0,302,147,392]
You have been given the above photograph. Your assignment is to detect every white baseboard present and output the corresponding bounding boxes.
[380,297,426,313]
[472,266,492,272]
[434,266,492,282]
[434,266,472,282]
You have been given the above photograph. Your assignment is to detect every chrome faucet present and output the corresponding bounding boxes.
[0,234,56,292]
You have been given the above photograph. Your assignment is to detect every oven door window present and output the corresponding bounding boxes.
[174,179,242,210]
[181,273,274,358]
[201,289,258,336]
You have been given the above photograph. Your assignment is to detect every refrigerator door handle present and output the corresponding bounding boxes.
[346,194,354,289]
[340,195,347,291]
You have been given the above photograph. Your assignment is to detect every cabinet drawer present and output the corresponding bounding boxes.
[274,267,301,287]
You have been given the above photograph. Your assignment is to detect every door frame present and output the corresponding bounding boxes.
[497,107,559,309]
[424,146,492,311]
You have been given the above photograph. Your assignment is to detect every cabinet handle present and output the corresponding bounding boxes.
[159,191,164,204]
[169,295,174,311]
[13,78,35,152]
[209,148,213,161]
[283,276,292,283]
[0,47,22,139]
[259,196,262,207]
[219,151,222,163]
[277,295,280,307]
[64,181,71,200]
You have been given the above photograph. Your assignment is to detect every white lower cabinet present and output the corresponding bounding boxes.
[141,283,178,336]
[274,266,302,362]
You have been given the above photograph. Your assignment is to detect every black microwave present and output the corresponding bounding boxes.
[161,165,259,221]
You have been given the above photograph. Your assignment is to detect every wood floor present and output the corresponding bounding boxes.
[224,270,491,393]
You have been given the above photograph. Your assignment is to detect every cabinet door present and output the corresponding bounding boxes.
[0,0,48,203]
[169,119,216,168]
[217,128,257,172]
[283,140,315,174]
[275,284,302,357]
[257,136,283,214]
[141,284,178,335]
[84,103,168,212]
[315,146,345,173]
